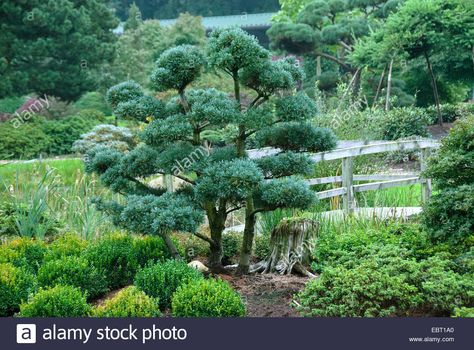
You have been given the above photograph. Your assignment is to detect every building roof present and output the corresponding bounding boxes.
[114,12,275,34]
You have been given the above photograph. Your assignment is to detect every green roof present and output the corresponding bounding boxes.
[159,12,275,29]
[115,12,275,34]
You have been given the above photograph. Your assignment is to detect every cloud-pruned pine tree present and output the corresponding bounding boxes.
[85,27,336,272]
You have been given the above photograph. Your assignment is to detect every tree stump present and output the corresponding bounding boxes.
[250,218,318,277]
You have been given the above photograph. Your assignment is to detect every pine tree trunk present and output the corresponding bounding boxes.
[236,198,256,275]
[207,209,226,271]
[424,50,443,126]
[373,64,386,107]
[162,233,182,259]
[251,219,318,277]
[385,59,393,111]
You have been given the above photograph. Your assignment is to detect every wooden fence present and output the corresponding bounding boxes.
[305,139,439,213]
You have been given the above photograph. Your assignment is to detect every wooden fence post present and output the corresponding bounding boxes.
[342,157,354,214]
[420,148,432,203]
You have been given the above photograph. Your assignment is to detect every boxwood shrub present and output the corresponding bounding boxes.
[44,233,88,262]
[92,286,161,317]
[134,260,202,309]
[171,278,246,317]
[19,285,91,317]
[132,235,172,267]
[84,233,139,289]
[0,238,47,273]
[0,263,37,316]
[37,256,108,300]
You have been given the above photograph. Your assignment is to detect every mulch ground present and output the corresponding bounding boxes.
[216,273,309,317]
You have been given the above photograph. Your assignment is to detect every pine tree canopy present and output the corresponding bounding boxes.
[85,27,337,265]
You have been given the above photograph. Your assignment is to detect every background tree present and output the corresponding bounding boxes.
[110,0,280,20]
[267,0,396,95]
[124,2,143,31]
[0,0,118,101]
[106,14,206,90]
[351,0,474,122]
[86,28,336,273]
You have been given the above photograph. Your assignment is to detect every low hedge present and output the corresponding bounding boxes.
[19,285,91,317]
[84,233,139,289]
[92,286,161,317]
[134,260,203,309]
[171,278,246,317]
[0,263,37,316]
[37,256,108,300]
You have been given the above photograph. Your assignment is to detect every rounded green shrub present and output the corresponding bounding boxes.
[0,263,37,316]
[171,278,246,317]
[44,233,88,261]
[375,107,429,140]
[84,233,139,289]
[19,285,91,317]
[0,121,50,159]
[37,256,108,300]
[132,235,173,267]
[92,286,161,317]
[453,307,474,317]
[296,259,419,317]
[422,115,474,246]
[74,91,112,115]
[134,259,203,309]
[0,238,47,273]
[222,231,242,263]
[253,234,270,260]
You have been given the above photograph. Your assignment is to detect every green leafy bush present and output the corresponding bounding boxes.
[42,115,100,155]
[84,233,139,289]
[298,249,472,317]
[422,185,474,245]
[425,104,473,124]
[134,260,203,309]
[132,235,174,267]
[171,278,246,317]
[373,107,429,140]
[297,259,419,317]
[74,92,112,115]
[37,256,108,300]
[44,233,88,261]
[0,238,47,273]
[173,233,210,262]
[453,307,474,317]
[222,231,242,263]
[92,286,161,317]
[19,285,91,317]
[0,96,25,113]
[253,234,270,260]
[423,116,474,245]
[0,263,37,316]
[0,121,50,159]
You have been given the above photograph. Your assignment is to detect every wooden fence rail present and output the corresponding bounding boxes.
[305,139,439,213]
